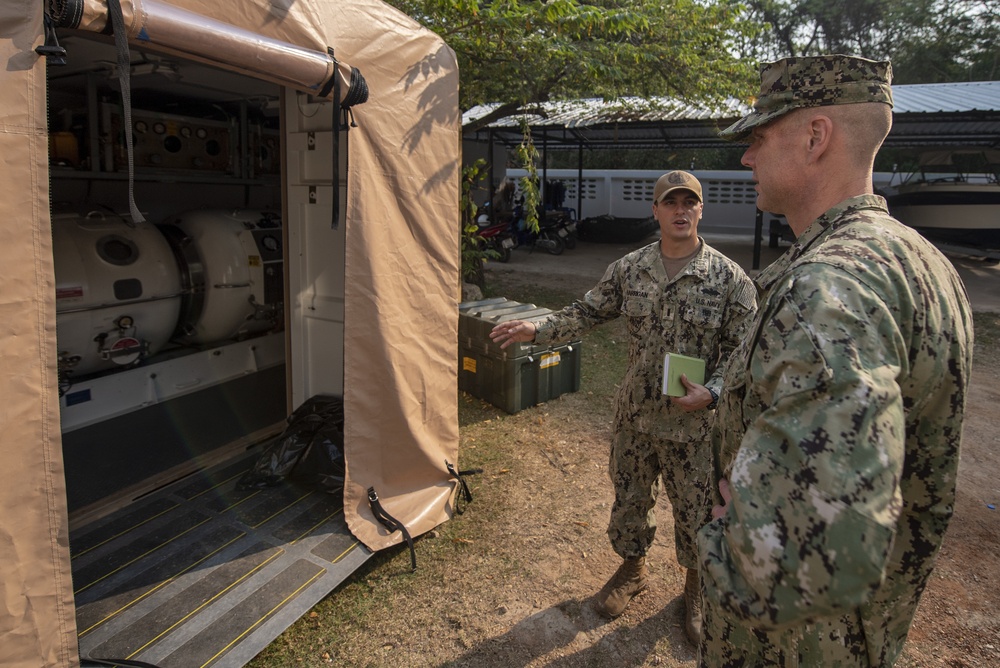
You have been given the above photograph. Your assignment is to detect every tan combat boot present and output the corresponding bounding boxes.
[684,567,703,645]
[595,557,648,618]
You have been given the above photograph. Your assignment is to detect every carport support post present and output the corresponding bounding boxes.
[488,129,495,221]
[541,128,548,211]
[576,141,583,220]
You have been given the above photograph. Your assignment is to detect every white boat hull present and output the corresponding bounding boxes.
[885,181,1000,247]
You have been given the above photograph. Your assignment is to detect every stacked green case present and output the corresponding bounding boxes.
[458,298,581,414]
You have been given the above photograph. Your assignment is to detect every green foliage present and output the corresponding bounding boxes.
[384,0,762,126]
[460,158,492,286]
[741,0,1000,84]
[515,118,541,233]
[889,0,1000,83]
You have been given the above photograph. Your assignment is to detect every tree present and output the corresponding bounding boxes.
[740,0,1000,83]
[891,0,1000,82]
[384,0,763,131]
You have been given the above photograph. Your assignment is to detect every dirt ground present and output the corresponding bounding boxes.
[456,236,1000,668]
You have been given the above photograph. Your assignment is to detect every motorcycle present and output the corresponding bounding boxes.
[516,213,566,255]
[511,204,572,256]
[475,215,517,263]
[549,208,578,250]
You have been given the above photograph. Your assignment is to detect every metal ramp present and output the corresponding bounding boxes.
[71,454,371,668]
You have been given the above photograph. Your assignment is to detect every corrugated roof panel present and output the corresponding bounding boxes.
[892,81,1000,114]
[465,81,1000,128]
[463,96,750,128]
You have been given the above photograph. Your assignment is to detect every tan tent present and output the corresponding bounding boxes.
[2,1,460,666]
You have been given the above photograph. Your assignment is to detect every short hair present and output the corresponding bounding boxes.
[828,103,892,162]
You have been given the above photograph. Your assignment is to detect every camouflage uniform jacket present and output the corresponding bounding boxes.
[534,238,756,442]
[698,195,974,667]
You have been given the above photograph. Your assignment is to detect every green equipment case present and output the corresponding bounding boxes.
[458,298,581,414]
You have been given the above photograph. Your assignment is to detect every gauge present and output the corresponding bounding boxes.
[134,120,148,133]
[153,122,166,134]
[261,234,279,252]
[195,128,208,139]
[180,126,192,138]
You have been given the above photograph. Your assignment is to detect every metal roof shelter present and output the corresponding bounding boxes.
[465,80,1000,267]
[464,80,1000,150]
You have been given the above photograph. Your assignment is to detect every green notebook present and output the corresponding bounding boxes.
[662,353,706,397]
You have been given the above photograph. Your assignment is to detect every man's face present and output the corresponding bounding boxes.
[653,189,703,246]
[740,113,804,215]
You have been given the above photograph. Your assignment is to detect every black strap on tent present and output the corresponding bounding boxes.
[48,0,84,29]
[445,461,482,514]
[317,48,338,99]
[323,48,342,230]
[342,66,370,110]
[107,0,145,226]
[82,657,162,667]
[367,486,417,571]
[36,13,68,65]
[317,52,369,230]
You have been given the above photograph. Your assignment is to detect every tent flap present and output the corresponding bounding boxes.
[0,3,78,667]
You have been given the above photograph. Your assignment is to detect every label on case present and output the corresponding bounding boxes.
[540,352,561,369]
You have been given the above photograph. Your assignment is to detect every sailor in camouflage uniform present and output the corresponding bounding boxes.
[696,55,975,667]
[491,171,757,640]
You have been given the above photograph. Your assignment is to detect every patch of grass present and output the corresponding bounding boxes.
[482,280,576,310]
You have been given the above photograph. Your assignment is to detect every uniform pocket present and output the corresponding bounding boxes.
[622,297,653,318]
[682,304,722,329]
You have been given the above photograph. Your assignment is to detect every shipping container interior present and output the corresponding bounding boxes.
[47,32,323,525]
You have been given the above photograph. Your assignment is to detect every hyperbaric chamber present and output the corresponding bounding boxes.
[161,208,283,344]
[53,212,183,377]
[53,209,283,380]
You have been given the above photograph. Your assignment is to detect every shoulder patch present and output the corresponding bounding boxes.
[733,279,757,311]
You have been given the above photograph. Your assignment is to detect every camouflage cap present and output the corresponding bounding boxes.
[719,54,893,141]
[653,170,703,203]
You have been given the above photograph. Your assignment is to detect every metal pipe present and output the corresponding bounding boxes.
[51,0,352,101]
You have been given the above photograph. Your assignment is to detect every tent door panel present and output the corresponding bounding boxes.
[285,90,348,408]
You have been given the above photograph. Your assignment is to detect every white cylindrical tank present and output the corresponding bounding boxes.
[53,212,184,377]
[162,209,282,344]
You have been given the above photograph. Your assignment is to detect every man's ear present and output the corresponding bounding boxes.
[805,114,833,160]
